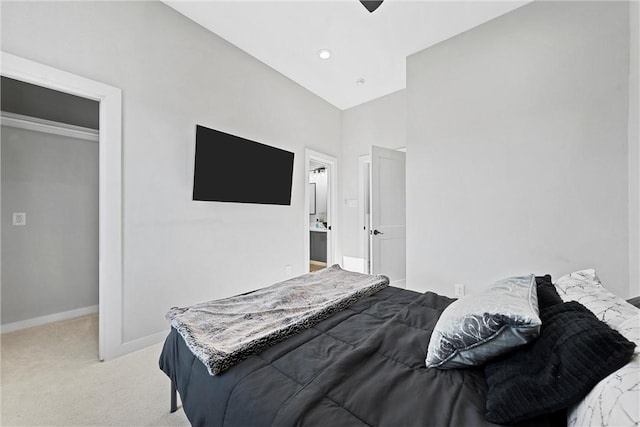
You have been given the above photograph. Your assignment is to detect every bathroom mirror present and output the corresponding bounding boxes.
[309,183,316,215]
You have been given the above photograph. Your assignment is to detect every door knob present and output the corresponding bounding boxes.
[372,229,384,236]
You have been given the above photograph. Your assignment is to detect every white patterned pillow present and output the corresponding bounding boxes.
[567,314,640,427]
[426,274,541,369]
[555,269,640,427]
[554,269,638,330]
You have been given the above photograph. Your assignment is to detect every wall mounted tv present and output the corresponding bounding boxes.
[193,125,295,205]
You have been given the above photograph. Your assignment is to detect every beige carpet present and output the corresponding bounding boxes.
[1,315,190,426]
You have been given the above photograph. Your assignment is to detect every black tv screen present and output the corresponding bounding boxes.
[193,125,294,205]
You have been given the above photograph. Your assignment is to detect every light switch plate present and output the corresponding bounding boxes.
[13,212,26,226]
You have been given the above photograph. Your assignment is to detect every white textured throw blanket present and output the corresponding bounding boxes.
[166,265,389,375]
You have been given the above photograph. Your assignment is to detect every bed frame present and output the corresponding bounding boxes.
[170,381,178,413]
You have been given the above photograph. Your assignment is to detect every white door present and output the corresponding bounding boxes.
[370,146,406,283]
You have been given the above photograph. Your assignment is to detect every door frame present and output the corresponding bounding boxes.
[304,149,338,271]
[1,52,122,361]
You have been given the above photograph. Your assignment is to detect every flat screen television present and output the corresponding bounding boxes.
[193,125,294,205]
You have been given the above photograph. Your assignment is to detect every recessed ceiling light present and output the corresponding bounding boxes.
[356,78,366,87]
[318,49,332,60]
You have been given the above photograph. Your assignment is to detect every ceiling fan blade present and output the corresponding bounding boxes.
[360,0,383,13]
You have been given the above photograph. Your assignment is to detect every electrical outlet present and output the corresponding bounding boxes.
[12,212,26,226]
[454,283,465,297]
[285,265,292,277]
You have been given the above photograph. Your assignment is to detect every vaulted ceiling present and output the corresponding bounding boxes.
[165,1,530,110]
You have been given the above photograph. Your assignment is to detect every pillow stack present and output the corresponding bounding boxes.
[425,270,638,426]
[484,299,635,424]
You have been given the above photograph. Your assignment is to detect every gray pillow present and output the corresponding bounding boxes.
[425,274,541,369]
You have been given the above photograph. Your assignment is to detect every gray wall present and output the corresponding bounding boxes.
[1,126,98,323]
[1,1,341,342]
[406,1,632,298]
[1,77,99,129]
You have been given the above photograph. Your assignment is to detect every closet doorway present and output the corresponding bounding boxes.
[1,77,100,350]
[1,52,122,361]
[304,149,338,273]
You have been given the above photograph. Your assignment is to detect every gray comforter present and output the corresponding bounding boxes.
[160,286,563,426]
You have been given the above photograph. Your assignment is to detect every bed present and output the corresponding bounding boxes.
[159,267,639,427]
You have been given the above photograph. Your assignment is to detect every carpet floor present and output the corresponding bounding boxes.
[1,315,189,426]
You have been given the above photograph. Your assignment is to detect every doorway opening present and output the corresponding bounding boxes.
[304,149,338,273]
[309,161,328,271]
[1,52,122,361]
[1,77,100,348]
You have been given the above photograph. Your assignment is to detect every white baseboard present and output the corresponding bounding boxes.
[390,279,406,289]
[1,305,99,334]
[112,329,171,360]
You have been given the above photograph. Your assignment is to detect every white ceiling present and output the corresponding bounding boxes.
[165,0,530,110]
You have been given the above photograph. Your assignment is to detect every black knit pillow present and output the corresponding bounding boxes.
[484,301,636,425]
[535,275,563,310]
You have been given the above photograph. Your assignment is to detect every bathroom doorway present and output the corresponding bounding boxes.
[304,149,338,273]
[309,161,328,271]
